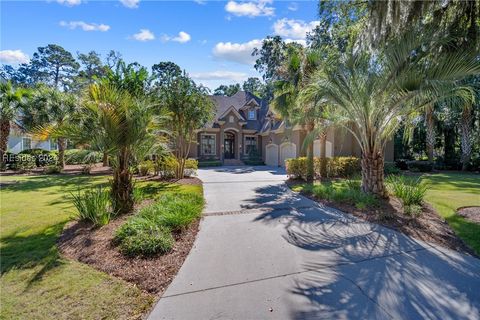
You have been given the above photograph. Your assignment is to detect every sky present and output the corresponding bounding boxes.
[0,0,320,89]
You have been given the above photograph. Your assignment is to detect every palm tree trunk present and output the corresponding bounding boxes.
[0,120,10,170]
[306,122,315,182]
[425,105,435,162]
[111,147,133,215]
[319,131,327,178]
[361,149,387,197]
[460,106,473,171]
[102,152,109,167]
[57,137,66,169]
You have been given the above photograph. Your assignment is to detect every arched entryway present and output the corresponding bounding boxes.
[224,131,235,159]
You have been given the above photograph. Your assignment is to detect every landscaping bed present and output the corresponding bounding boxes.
[58,179,204,295]
[288,179,477,257]
[457,206,480,224]
[58,212,199,294]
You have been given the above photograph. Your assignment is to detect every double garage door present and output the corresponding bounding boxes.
[265,142,296,167]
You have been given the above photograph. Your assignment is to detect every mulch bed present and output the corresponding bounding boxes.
[57,179,202,295]
[287,179,477,257]
[457,206,480,224]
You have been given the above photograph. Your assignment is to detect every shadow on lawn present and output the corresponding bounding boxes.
[1,174,108,193]
[244,183,480,319]
[0,222,67,285]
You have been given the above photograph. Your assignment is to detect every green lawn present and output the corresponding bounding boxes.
[422,172,480,255]
[0,174,201,319]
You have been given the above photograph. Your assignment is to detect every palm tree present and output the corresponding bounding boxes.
[0,82,28,169]
[22,87,77,168]
[306,32,479,196]
[272,46,325,181]
[56,82,157,214]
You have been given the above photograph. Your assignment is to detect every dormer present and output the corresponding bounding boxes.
[240,98,260,121]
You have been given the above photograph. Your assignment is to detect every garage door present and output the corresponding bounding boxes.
[280,142,296,167]
[313,139,333,157]
[265,144,279,167]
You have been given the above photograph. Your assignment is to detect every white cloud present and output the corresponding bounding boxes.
[162,31,191,43]
[284,38,307,46]
[212,39,262,65]
[194,0,206,4]
[190,70,248,82]
[225,0,274,17]
[0,50,30,64]
[56,0,82,6]
[287,2,298,11]
[273,18,319,40]
[59,21,110,32]
[131,29,155,41]
[120,0,139,8]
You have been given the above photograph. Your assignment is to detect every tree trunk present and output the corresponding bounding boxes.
[361,150,387,198]
[444,126,457,169]
[111,148,133,215]
[57,137,66,169]
[0,120,10,170]
[319,131,327,178]
[460,107,473,171]
[425,105,435,162]
[102,152,109,167]
[306,122,315,182]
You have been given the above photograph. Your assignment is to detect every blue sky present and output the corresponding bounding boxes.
[1,0,319,89]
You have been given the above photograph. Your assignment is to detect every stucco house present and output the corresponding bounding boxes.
[188,91,394,166]
[7,122,57,154]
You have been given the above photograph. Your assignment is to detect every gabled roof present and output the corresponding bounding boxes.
[217,105,246,122]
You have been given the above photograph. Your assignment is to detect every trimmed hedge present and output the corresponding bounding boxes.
[19,149,57,167]
[198,160,222,167]
[286,157,361,180]
[243,159,265,165]
[407,160,433,172]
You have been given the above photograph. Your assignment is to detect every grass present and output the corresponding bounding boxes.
[115,191,204,256]
[421,172,480,255]
[0,174,201,319]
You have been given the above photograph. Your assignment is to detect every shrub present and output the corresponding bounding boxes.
[71,186,111,226]
[198,160,222,167]
[3,152,17,170]
[386,175,427,215]
[384,162,401,175]
[407,160,433,172]
[65,149,102,165]
[115,218,174,256]
[19,149,57,167]
[138,160,154,176]
[115,191,204,256]
[44,165,61,174]
[395,159,409,170]
[155,155,178,179]
[184,159,198,177]
[286,157,361,180]
[243,159,265,165]
[13,154,36,172]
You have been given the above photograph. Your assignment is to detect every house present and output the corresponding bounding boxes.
[7,122,57,154]
[188,91,394,166]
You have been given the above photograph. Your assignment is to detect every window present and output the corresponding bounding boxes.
[248,110,256,120]
[245,136,257,155]
[201,134,216,155]
[229,115,234,123]
[50,139,58,151]
[22,137,31,151]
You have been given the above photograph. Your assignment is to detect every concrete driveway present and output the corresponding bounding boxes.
[149,166,480,320]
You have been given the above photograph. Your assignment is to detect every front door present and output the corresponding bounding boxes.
[224,132,235,159]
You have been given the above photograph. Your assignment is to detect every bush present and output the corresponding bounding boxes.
[115,191,204,256]
[155,155,178,179]
[13,154,36,172]
[3,152,17,170]
[138,160,154,176]
[44,165,61,174]
[286,157,361,180]
[198,160,222,167]
[384,162,401,175]
[19,149,57,167]
[65,149,102,165]
[115,218,174,256]
[395,159,409,170]
[71,186,111,226]
[184,159,198,177]
[407,160,433,172]
[386,175,427,215]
